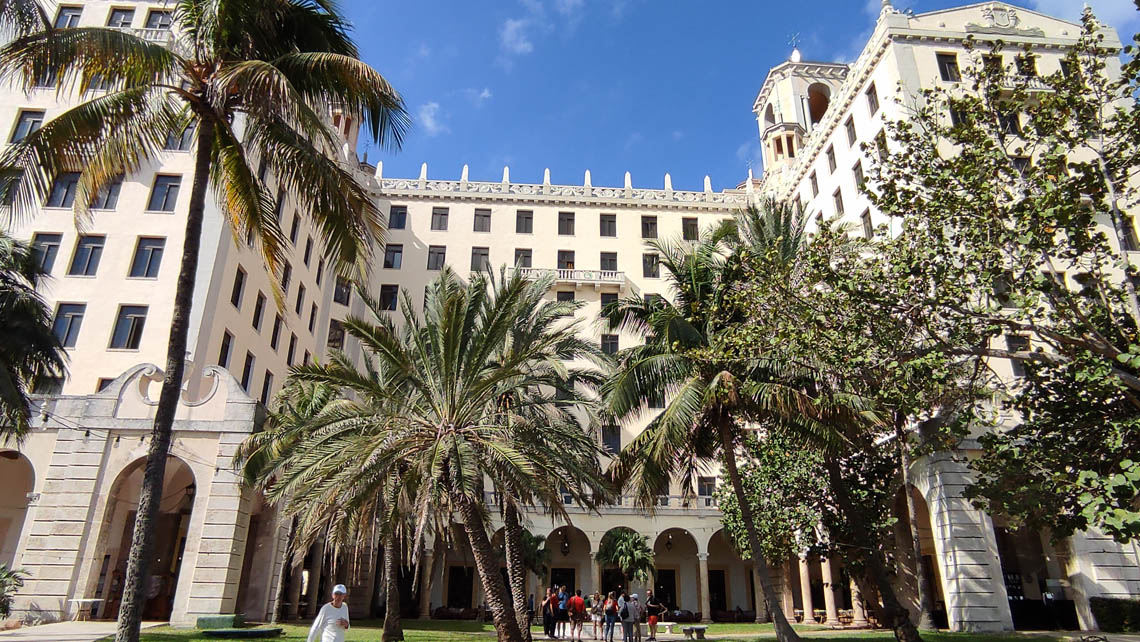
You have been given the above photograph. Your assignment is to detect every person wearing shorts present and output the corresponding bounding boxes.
[568,589,587,641]
[644,590,663,642]
[558,585,571,639]
[590,592,604,640]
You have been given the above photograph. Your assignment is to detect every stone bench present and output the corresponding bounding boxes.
[661,622,677,635]
[202,628,284,639]
[682,625,708,640]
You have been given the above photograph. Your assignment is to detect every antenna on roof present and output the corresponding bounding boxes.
[788,32,802,62]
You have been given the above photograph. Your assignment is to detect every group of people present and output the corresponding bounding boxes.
[538,586,668,642]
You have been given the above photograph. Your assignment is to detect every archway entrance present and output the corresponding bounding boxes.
[92,456,196,621]
[653,528,698,612]
[0,451,34,568]
[895,486,949,628]
[547,525,591,595]
[992,520,1079,631]
[707,529,751,621]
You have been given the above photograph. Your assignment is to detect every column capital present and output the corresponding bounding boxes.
[697,553,709,562]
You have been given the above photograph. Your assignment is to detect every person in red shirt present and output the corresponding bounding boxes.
[568,589,588,641]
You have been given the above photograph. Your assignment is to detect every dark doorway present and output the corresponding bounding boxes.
[447,566,475,608]
[655,570,677,610]
[708,569,727,612]
[550,567,576,595]
[602,568,626,596]
[398,564,420,617]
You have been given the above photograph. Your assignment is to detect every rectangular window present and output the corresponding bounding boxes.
[601,334,619,355]
[600,252,617,272]
[430,207,448,231]
[1016,55,1037,77]
[473,208,491,232]
[875,130,888,161]
[379,284,399,311]
[54,6,82,28]
[231,267,246,308]
[795,195,804,214]
[556,291,574,303]
[163,122,196,151]
[949,105,968,128]
[327,319,345,350]
[999,110,1022,136]
[144,9,172,29]
[107,8,134,28]
[860,209,873,240]
[866,83,879,115]
[331,276,350,306]
[810,172,819,197]
[601,292,618,307]
[642,253,659,278]
[303,237,313,266]
[427,245,446,270]
[1012,156,1030,178]
[270,314,282,350]
[252,291,266,330]
[514,248,532,268]
[833,188,845,215]
[46,172,80,208]
[644,293,662,306]
[219,331,233,368]
[826,146,837,173]
[129,237,165,278]
[32,232,62,273]
[53,303,85,348]
[287,334,297,366]
[295,284,305,315]
[11,110,45,143]
[92,175,123,210]
[683,217,700,241]
[470,246,489,271]
[600,213,617,237]
[648,390,665,409]
[698,476,716,506]
[557,250,575,270]
[241,352,254,391]
[274,189,286,221]
[853,161,865,189]
[308,304,317,333]
[388,205,407,229]
[383,243,402,269]
[937,52,961,82]
[516,210,533,234]
[1123,215,1140,252]
[558,211,575,236]
[289,214,300,244]
[984,54,1003,75]
[281,263,292,292]
[602,424,621,454]
[260,371,273,405]
[110,305,147,349]
[303,350,311,365]
[316,258,324,286]
[845,117,857,146]
[1006,335,1030,378]
[68,235,104,276]
[147,175,181,212]
[641,215,658,239]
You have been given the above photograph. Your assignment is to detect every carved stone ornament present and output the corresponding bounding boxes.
[966,3,1045,37]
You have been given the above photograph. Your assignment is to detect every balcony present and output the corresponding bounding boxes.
[111,27,176,47]
[513,267,626,289]
[483,491,720,514]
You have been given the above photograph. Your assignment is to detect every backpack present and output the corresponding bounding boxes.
[619,604,629,620]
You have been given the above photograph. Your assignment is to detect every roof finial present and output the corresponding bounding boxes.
[460,164,469,182]
[882,0,893,13]
[788,32,802,62]
[543,168,551,185]
[584,169,592,187]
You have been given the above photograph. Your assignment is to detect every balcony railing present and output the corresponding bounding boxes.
[111,26,176,47]
[513,267,625,285]
[484,491,719,511]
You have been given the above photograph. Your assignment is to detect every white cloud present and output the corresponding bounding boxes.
[462,87,494,106]
[555,0,584,16]
[417,102,449,136]
[500,18,534,55]
[736,139,765,174]
[415,43,431,58]
[1025,0,1140,35]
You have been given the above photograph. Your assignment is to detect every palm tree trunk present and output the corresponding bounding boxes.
[382,535,404,642]
[717,419,800,642]
[115,119,215,642]
[456,496,525,642]
[894,414,935,630]
[823,455,922,642]
[503,504,532,642]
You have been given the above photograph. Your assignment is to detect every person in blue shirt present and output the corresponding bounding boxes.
[557,585,570,639]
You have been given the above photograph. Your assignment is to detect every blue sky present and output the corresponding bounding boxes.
[346,0,1140,192]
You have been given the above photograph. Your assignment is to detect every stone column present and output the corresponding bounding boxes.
[418,548,433,618]
[782,560,795,616]
[820,557,841,626]
[303,538,326,618]
[850,577,869,627]
[592,558,603,596]
[285,561,304,619]
[698,553,711,623]
[798,555,814,624]
[752,566,768,623]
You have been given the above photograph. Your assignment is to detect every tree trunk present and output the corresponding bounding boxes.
[503,504,532,642]
[823,455,922,642]
[115,119,215,642]
[894,414,935,630]
[717,418,800,642]
[382,535,404,642]
[456,496,525,642]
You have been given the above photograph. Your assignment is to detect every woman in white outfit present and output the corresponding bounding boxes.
[308,584,350,642]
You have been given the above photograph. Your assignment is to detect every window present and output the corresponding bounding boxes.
[379,285,399,311]
[853,161,865,189]
[826,146,837,173]
[240,352,254,391]
[252,292,266,330]
[643,293,662,306]
[1124,215,1140,252]
[600,252,617,272]
[316,259,324,286]
[1016,55,1037,77]
[163,122,196,151]
[270,314,282,350]
[289,215,300,244]
[147,175,181,211]
[1006,335,1030,378]
[642,253,659,278]
[514,248,532,268]
[96,378,115,392]
[600,214,616,237]
[601,334,619,355]
[129,237,165,278]
[1060,60,1076,79]
[46,172,80,208]
[68,235,104,276]
[110,305,147,349]
[383,243,402,269]
[144,9,172,29]
[388,205,407,229]
[470,246,489,271]
[678,217,698,241]
[602,424,621,454]
[274,189,286,221]
[287,334,297,366]
[865,83,879,115]
[809,172,819,197]
[875,130,888,161]
[994,271,1015,308]
[107,8,133,27]
[698,476,716,506]
[474,208,491,232]
[949,104,968,128]
[794,195,804,214]
[558,211,575,236]
[845,117,857,146]
[308,304,317,333]
[983,54,1003,75]
[303,350,311,365]
[219,331,233,368]
[648,390,665,409]
[327,319,345,350]
[295,284,305,315]
[54,6,82,28]
[32,65,57,89]
[937,52,961,82]
[998,110,1022,136]
[516,210,533,234]
[430,207,448,231]
[230,267,246,308]
[641,215,658,239]
[53,303,85,348]
[32,233,62,272]
[92,175,123,210]
[833,188,845,215]
[281,263,292,292]
[11,110,44,143]
[302,237,312,266]
[557,250,575,270]
[427,245,446,270]
[601,292,618,307]
[260,371,273,405]
[1012,156,1030,178]
[557,291,574,303]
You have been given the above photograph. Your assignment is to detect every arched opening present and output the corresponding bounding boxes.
[653,528,698,615]
[92,456,195,621]
[0,450,34,568]
[807,83,831,125]
[547,525,592,595]
[764,104,777,128]
[992,519,1080,631]
[707,529,753,621]
[894,486,949,628]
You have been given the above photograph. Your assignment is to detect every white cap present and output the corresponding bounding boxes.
[332,584,347,595]
[631,594,639,600]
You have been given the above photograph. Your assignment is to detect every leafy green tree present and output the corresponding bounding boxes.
[0,230,64,440]
[0,3,408,639]
[0,564,28,619]
[594,528,655,586]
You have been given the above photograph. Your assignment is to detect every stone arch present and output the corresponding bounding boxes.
[894,484,948,627]
[807,83,831,124]
[653,528,699,612]
[546,524,592,594]
[706,528,752,618]
[764,103,777,128]
[0,450,35,568]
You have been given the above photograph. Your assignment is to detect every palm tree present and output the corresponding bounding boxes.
[0,4,408,640]
[0,230,64,441]
[0,564,28,619]
[594,528,655,587]
[602,202,873,642]
[0,0,46,37]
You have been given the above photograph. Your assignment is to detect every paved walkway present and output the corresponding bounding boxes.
[0,621,163,641]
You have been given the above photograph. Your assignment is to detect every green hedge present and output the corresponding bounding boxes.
[1090,596,1140,632]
